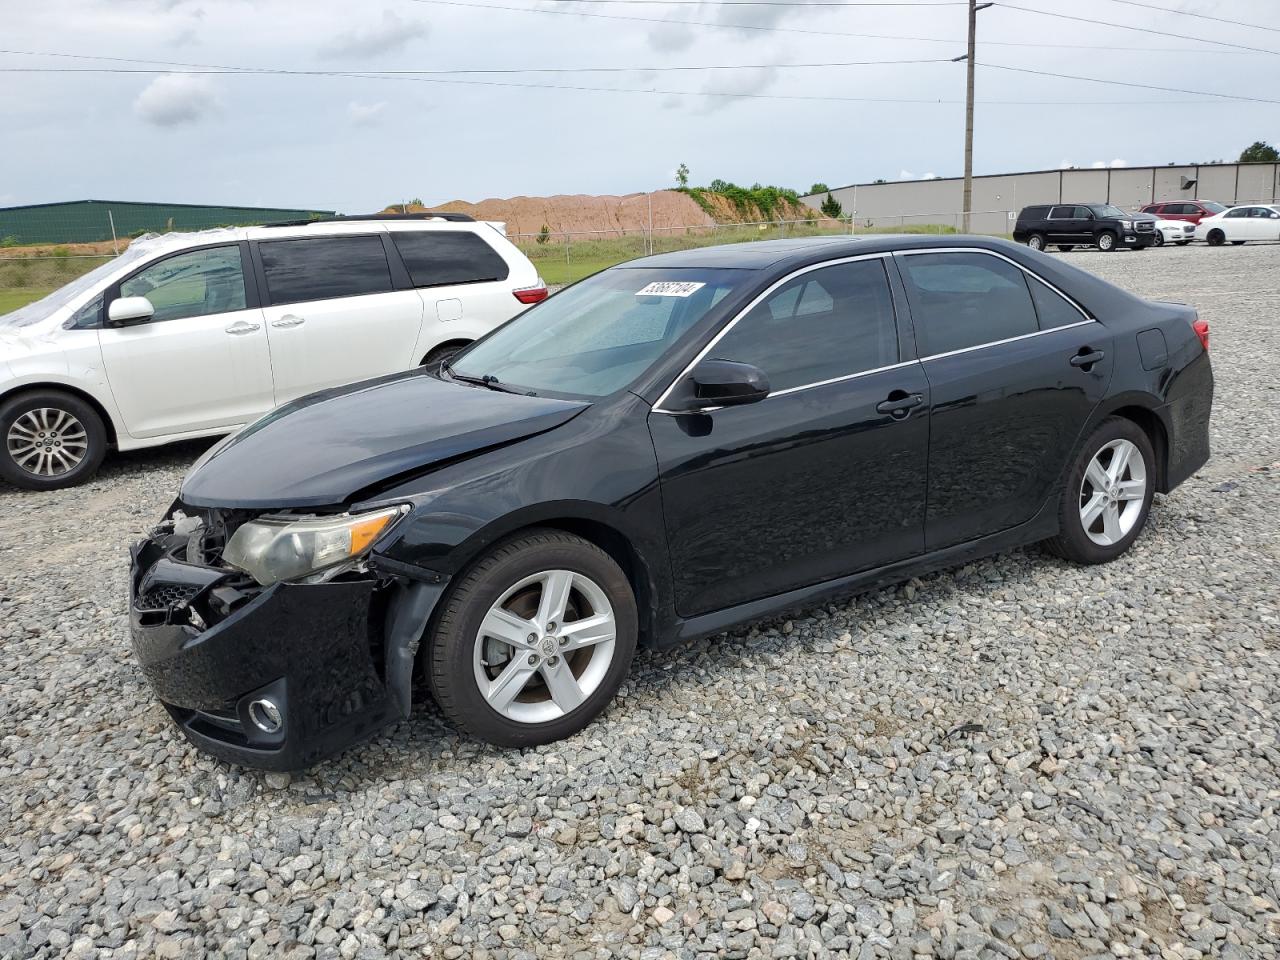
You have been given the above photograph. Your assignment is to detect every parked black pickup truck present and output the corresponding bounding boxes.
[1014,203,1158,252]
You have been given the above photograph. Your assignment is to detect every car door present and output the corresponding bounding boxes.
[1045,206,1076,244]
[647,256,930,618]
[1246,206,1280,240]
[1220,207,1250,240]
[894,249,1114,552]
[253,234,425,404]
[97,242,275,439]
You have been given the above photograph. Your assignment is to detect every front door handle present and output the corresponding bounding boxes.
[876,391,925,419]
[225,321,261,336]
[1070,348,1105,368]
[271,315,306,329]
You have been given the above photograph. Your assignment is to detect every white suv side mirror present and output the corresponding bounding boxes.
[108,296,155,326]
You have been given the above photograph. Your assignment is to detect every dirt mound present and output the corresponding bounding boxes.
[396,191,711,240]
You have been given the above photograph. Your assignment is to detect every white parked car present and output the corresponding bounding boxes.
[1152,218,1195,247]
[1194,204,1280,246]
[0,214,548,490]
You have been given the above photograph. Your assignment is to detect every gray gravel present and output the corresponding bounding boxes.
[2,243,1278,960]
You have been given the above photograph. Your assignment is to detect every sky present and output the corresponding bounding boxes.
[0,0,1275,213]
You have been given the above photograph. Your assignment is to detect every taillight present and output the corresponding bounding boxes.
[1193,319,1209,352]
[513,283,549,305]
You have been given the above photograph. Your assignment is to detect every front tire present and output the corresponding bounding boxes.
[1025,233,1045,251]
[0,390,108,491]
[426,529,638,746]
[1154,231,1165,246]
[1044,417,1155,564]
[1096,231,1117,252]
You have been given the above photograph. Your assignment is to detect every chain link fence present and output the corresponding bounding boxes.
[0,208,1015,314]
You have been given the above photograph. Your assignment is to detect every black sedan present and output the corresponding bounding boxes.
[128,236,1213,770]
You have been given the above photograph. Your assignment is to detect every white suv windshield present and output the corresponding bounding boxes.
[449,267,748,399]
[0,243,151,331]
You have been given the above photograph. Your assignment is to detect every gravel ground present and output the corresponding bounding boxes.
[1,243,1277,960]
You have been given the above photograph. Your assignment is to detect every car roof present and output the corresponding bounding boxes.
[621,234,1024,271]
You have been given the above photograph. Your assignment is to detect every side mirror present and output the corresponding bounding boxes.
[687,359,770,409]
[108,296,155,326]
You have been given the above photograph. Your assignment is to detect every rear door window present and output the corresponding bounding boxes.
[1026,276,1086,330]
[898,252,1039,356]
[1048,206,1074,219]
[258,236,393,305]
[391,231,510,288]
[708,258,899,392]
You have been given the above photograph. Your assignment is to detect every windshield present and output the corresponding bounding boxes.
[1090,205,1129,219]
[449,267,749,398]
[1203,202,1227,214]
[0,243,151,331]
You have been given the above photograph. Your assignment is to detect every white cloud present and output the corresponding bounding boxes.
[133,74,220,127]
[1091,160,1107,169]
[322,9,428,58]
[646,21,697,53]
[347,100,388,126]
[899,169,914,180]
[1110,158,1128,168]
[701,66,778,105]
[922,172,938,180]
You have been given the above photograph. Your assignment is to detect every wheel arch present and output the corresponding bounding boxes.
[0,381,120,447]
[1091,398,1170,493]
[412,503,666,650]
[418,338,473,367]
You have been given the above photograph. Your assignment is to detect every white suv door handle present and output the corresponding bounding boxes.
[225,321,261,335]
[271,315,306,329]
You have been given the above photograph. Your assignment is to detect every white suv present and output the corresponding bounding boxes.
[0,214,548,490]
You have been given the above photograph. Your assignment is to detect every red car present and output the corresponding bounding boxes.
[1140,200,1227,225]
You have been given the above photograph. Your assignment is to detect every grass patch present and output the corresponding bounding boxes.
[0,288,53,314]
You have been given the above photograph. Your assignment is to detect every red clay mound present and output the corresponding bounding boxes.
[412,191,716,239]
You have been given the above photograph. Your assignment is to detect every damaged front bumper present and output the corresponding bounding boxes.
[129,524,446,771]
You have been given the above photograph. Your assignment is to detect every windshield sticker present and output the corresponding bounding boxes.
[635,281,706,298]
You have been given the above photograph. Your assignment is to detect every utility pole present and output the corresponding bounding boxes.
[954,1,991,233]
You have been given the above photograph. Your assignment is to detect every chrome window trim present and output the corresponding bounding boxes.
[651,246,1099,416]
[917,319,1094,362]
[651,252,899,414]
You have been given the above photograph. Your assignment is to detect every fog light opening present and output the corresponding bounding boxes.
[247,698,283,734]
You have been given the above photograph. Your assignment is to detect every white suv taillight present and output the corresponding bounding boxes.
[513,283,549,305]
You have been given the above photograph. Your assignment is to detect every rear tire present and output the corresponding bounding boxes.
[0,390,108,491]
[421,342,471,375]
[1096,231,1117,252]
[1025,233,1045,251]
[426,529,638,746]
[1206,229,1225,246]
[1044,417,1155,564]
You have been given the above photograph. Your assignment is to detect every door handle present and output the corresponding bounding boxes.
[876,391,925,419]
[225,321,261,335]
[271,315,306,329]
[1070,348,1105,368]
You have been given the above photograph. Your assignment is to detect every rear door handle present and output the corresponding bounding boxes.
[1070,349,1105,368]
[876,392,925,418]
[271,315,306,329]
[225,321,261,336]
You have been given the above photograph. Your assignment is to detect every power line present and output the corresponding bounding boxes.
[406,0,1242,51]
[979,61,1280,105]
[995,2,1280,56]
[0,51,952,76]
[1101,0,1280,35]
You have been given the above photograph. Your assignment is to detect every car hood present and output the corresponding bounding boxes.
[180,370,589,509]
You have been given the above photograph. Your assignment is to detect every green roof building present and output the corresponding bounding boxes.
[0,199,335,246]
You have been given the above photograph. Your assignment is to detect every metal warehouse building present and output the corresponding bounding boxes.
[0,199,335,246]
[802,161,1280,235]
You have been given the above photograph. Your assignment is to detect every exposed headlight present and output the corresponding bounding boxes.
[223,506,406,586]
[1119,220,1133,230]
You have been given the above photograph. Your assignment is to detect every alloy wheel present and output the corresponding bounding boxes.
[1079,438,1147,546]
[1097,233,1115,251]
[472,569,617,724]
[6,407,89,477]
[1027,234,1044,251]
